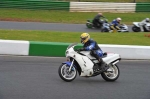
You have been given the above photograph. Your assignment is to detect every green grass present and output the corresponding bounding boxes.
[63,0,150,2]
[0,9,150,46]
[0,29,150,46]
[0,9,150,24]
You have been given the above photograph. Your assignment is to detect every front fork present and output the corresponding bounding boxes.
[69,59,74,72]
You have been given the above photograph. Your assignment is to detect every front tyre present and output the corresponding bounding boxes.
[101,64,120,81]
[101,28,109,32]
[132,26,140,32]
[58,64,77,82]
[86,22,93,28]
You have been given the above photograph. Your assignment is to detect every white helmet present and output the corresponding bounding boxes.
[117,17,122,22]
[98,13,102,16]
[146,18,150,22]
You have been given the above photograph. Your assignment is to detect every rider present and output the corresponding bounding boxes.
[139,18,150,32]
[78,33,108,72]
[110,17,122,33]
[93,13,105,28]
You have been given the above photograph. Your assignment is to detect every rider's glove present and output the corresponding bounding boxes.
[116,26,120,30]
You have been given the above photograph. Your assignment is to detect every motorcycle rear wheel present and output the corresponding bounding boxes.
[101,64,120,81]
[58,64,77,82]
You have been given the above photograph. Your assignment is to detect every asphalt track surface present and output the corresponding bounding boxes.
[0,56,150,99]
[0,21,133,32]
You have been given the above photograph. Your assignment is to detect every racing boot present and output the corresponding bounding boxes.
[98,59,109,72]
[100,61,109,72]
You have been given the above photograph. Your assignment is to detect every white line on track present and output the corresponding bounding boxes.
[0,55,65,59]
[0,55,149,61]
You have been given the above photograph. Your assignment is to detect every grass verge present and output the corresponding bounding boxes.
[0,9,150,24]
[0,29,150,46]
[63,0,150,2]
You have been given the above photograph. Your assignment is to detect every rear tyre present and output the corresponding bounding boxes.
[101,64,120,81]
[58,64,77,82]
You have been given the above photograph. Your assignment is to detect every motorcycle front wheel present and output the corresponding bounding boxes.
[58,64,77,82]
[86,22,93,28]
[132,26,141,32]
[101,28,109,32]
[101,64,120,81]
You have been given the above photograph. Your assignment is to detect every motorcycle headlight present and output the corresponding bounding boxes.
[66,56,70,61]
[65,51,69,56]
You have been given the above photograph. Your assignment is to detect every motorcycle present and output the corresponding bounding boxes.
[58,43,121,82]
[132,22,150,32]
[86,18,108,29]
[101,23,129,32]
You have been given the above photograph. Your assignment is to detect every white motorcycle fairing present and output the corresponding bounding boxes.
[65,44,121,77]
[133,22,150,27]
[80,51,120,65]
[133,22,140,27]
[133,22,150,32]
[102,23,129,32]
[65,48,94,76]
